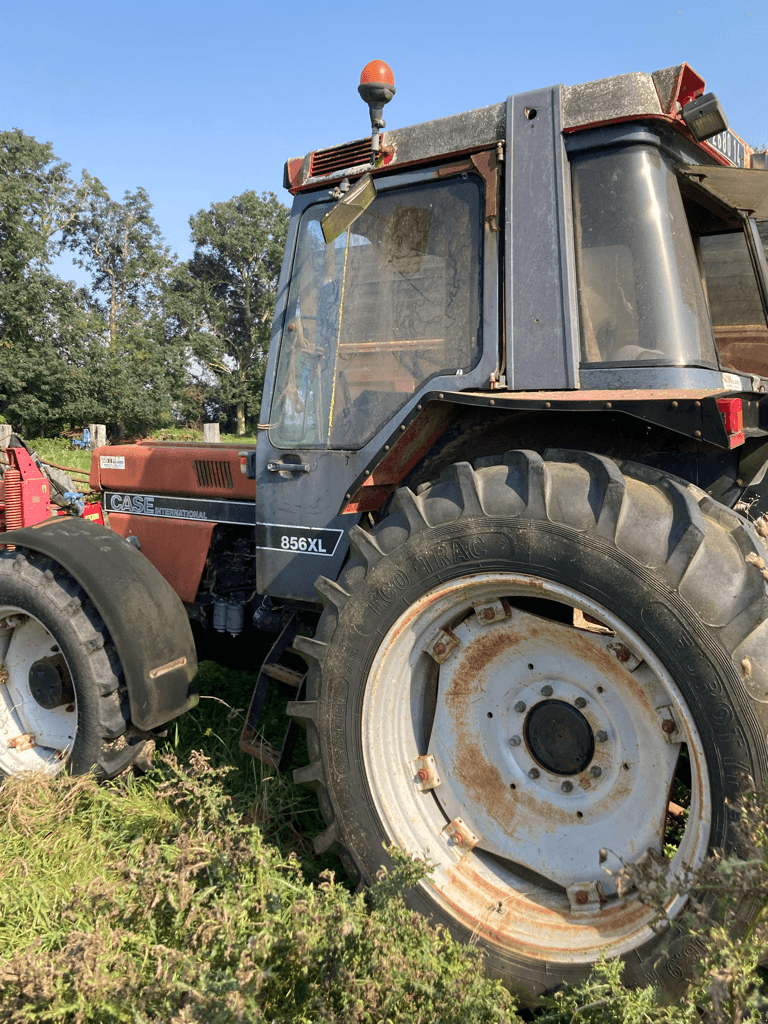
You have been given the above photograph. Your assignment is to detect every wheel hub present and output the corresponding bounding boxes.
[524,699,594,775]
[29,657,72,710]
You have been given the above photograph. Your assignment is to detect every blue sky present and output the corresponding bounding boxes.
[4,0,767,276]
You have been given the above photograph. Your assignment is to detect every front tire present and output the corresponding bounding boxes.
[0,548,153,779]
[291,450,768,1001]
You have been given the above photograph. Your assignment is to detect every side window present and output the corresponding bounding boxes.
[698,230,768,376]
[270,178,483,450]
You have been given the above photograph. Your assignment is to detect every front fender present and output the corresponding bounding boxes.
[0,517,198,730]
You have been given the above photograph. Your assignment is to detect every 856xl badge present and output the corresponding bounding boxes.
[255,522,343,557]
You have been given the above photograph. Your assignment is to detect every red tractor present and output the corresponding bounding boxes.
[85,61,768,1000]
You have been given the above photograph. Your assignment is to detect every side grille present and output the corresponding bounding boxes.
[310,138,371,177]
[194,460,233,490]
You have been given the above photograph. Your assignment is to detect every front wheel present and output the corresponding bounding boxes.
[0,548,152,779]
[292,450,768,1001]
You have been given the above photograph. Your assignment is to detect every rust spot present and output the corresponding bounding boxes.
[575,890,589,905]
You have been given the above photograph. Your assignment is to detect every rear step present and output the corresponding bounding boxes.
[240,613,306,771]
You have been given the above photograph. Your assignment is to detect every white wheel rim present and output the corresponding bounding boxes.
[362,572,711,964]
[0,605,77,776]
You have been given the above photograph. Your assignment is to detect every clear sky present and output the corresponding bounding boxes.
[4,0,767,276]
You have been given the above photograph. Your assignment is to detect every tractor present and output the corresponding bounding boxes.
[87,61,768,999]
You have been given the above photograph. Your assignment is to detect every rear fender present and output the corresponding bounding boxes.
[0,517,197,730]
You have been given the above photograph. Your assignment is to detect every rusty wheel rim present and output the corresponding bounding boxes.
[0,606,77,776]
[362,572,710,963]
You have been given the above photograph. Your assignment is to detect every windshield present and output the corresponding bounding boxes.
[571,145,718,368]
[269,178,482,450]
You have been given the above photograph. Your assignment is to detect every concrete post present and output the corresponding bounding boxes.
[203,423,221,444]
[88,424,107,449]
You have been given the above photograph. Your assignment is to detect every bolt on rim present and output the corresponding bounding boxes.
[362,572,710,963]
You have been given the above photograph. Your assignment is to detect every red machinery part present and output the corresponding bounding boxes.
[107,513,214,605]
[716,396,745,448]
[3,468,22,531]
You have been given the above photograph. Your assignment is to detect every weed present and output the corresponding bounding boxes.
[0,754,517,1024]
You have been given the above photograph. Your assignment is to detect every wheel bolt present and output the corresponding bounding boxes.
[662,719,677,734]
[514,701,527,713]
[574,697,587,708]
[528,768,540,780]
[433,642,446,657]
[509,735,521,747]
[483,608,495,620]
[540,685,553,697]
[590,765,602,778]
[595,730,608,743]
[454,832,464,844]
[561,781,573,793]
[575,890,589,905]
[417,769,429,781]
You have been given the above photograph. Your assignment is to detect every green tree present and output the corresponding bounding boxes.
[168,190,289,435]
[65,182,185,435]
[0,128,100,432]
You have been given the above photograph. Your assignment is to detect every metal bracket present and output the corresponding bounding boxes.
[410,753,441,791]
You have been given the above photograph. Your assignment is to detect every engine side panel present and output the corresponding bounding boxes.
[107,513,214,604]
[91,441,257,501]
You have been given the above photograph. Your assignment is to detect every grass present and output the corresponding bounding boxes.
[0,662,518,1024]
[3,661,768,1021]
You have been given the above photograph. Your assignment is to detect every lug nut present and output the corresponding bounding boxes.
[417,769,429,781]
[575,890,589,905]
[561,781,573,793]
[595,730,608,743]
[662,719,677,734]
[574,697,587,708]
[514,701,527,713]
[509,735,522,747]
[590,765,602,778]
[528,768,540,780]
[540,685,553,697]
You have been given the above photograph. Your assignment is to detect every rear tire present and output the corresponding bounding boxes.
[0,547,153,779]
[291,450,768,1002]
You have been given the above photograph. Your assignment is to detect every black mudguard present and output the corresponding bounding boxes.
[0,517,198,730]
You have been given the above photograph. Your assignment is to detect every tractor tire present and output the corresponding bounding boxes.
[290,450,768,1002]
[0,547,153,779]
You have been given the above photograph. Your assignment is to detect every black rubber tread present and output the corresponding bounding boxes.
[291,451,768,1000]
[0,547,152,779]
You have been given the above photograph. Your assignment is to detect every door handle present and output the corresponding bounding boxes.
[267,460,311,473]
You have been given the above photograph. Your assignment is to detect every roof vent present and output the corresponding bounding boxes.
[310,138,372,178]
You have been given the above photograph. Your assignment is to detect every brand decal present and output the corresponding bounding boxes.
[100,455,125,469]
[707,130,746,168]
[255,522,343,557]
[104,491,254,525]
[722,371,744,392]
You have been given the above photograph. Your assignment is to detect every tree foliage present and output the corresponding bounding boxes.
[0,129,289,437]
[168,190,289,434]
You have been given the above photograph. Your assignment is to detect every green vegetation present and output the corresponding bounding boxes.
[2,660,768,1021]
[0,129,287,438]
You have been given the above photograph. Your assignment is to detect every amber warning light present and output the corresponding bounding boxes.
[359,60,396,155]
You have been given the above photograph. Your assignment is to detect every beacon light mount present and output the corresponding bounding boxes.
[358,59,396,157]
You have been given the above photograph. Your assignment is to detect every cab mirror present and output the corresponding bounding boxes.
[321,173,376,245]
